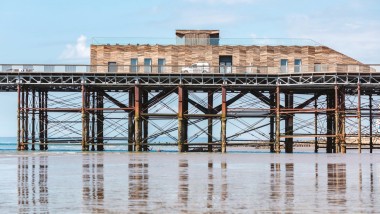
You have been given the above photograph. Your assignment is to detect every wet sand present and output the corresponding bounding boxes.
[0,151,379,213]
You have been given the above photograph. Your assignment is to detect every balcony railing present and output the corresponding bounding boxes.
[92,37,322,46]
[0,64,379,74]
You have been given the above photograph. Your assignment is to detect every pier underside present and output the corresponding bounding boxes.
[3,72,380,153]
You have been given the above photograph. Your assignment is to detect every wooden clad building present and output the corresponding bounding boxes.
[90,30,364,73]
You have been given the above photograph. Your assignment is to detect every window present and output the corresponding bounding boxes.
[294,59,302,73]
[314,63,321,72]
[158,58,165,73]
[108,62,117,73]
[280,59,288,73]
[144,58,152,73]
[130,58,138,73]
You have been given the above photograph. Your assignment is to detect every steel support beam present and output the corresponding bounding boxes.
[285,91,293,153]
[326,92,333,153]
[357,84,361,153]
[81,85,88,151]
[221,86,227,153]
[143,90,149,151]
[178,85,186,152]
[134,85,142,152]
[207,90,213,152]
[369,94,373,153]
[97,91,104,151]
[17,84,21,150]
[270,92,275,153]
[128,89,134,151]
[275,85,281,153]
[314,96,318,153]
[31,88,36,151]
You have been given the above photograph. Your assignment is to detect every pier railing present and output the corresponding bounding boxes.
[1,64,379,74]
[0,64,380,74]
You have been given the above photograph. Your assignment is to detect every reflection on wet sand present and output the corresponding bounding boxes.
[82,154,104,213]
[128,155,149,212]
[270,163,281,201]
[221,161,228,202]
[285,163,294,211]
[327,163,346,208]
[17,156,48,213]
[207,160,213,208]
[178,159,188,208]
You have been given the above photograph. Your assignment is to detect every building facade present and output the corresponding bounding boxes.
[91,30,366,73]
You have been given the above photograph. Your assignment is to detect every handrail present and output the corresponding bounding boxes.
[0,64,379,74]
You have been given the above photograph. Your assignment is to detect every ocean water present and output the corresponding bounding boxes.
[0,150,379,213]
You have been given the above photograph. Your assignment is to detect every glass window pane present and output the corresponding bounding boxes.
[131,58,138,73]
[158,58,165,73]
[108,62,117,73]
[280,59,288,73]
[144,58,152,73]
[294,59,302,72]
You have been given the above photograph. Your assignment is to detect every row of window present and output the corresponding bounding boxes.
[280,59,302,73]
[108,58,166,73]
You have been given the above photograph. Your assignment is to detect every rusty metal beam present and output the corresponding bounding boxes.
[275,85,281,153]
[358,84,361,153]
[97,91,104,151]
[178,85,185,152]
[369,93,373,153]
[295,93,321,109]
[214,92,246,113]
[207,90,213,152]
[251,91,284,108]
[17,84,21,150]
[285,92,293,153]
[221,86,227,153]
[269,92,275,153]
[134,85,142,151]
[146,89,174,109]
[98,90,131,112]
[128,89,134,151]
[31,88,36,151]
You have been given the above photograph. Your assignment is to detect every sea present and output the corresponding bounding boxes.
[0,137,380,213]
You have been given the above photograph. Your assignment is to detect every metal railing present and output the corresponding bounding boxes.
[1,64,379,74]
[92,37,322,46]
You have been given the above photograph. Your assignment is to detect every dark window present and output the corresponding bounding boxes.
[219,55,232,73]
[108,62,117,73]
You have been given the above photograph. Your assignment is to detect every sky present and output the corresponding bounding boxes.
[0,0,379,136]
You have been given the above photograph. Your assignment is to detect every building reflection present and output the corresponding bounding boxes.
[17,156,49,213]
[128,155,149,211]
[82,153,104,212]
[178,159,189,207]
[327,163,346,206]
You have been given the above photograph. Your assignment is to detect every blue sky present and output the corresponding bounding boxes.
[0,0,379,136]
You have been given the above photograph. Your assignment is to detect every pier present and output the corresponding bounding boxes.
[3,64,380,153]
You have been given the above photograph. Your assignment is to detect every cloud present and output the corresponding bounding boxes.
[285,14,380,64]
[60,35,90,60]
